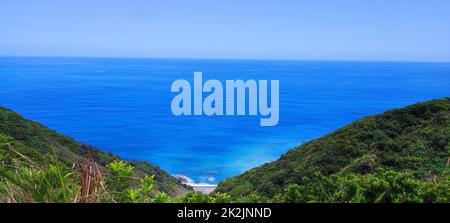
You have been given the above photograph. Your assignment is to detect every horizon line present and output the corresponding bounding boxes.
[1,54,450,64]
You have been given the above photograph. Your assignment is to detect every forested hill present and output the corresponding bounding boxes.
[0,106,190,197]
[216,98,450,197]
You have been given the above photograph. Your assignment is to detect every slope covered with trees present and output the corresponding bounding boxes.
[216,98,450,198]
[0,106,190,200]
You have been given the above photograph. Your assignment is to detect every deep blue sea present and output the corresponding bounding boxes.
[1,57,449,184]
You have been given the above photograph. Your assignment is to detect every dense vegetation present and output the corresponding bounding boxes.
[216,98,450,199]
[0,106,190,199]
[1,144,448,203]
[1,98,449,203]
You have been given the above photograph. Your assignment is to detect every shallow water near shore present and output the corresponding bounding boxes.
[1,56,449,184]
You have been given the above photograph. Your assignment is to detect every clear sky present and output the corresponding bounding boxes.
[1,0,449,61]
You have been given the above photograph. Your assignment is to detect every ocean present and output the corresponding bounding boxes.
[1,56,449,184]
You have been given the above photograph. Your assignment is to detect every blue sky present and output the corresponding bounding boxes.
[1,0,449,61]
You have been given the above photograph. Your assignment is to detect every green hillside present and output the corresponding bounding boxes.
[216,98,450,198]
[0,106,190,199]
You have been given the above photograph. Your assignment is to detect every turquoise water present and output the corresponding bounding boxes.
[1,57,449,184]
